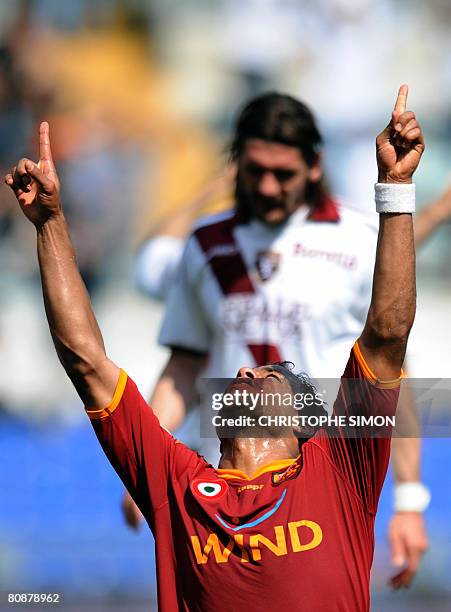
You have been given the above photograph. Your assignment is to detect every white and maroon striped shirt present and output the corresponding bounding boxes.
[157,200,377,379]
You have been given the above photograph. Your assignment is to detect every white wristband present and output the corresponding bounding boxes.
[394,482,431,513]
[375,182,416,213]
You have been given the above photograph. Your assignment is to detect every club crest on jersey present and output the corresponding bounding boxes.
[192,478,228,501]
[272,461,302,485]
[255,251,280,282]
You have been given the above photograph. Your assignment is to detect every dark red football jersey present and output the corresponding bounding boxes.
[87,343,400,612]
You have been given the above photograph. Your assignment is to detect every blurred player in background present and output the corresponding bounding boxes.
[123,91,451,587]
[134,131,451,304]
[5,85,425,610]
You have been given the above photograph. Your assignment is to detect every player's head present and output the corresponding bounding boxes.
[215,361,327,449]
[230,92,327,226]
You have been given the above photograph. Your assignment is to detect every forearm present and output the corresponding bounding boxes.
[390,382,431,512]
[37,213,109,401]
[362,211,416,374]
[6,125,118,408]
[391,437,420,482]
[150,376,190,431]
[390,381,421,482]
[391,431,430,514]
[149,350,206,431]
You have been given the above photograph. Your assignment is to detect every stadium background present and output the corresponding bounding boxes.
[0,0,450,610]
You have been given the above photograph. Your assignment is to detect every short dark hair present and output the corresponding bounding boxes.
[230,92,330,213]
[270,361,314,392]
[230,92,322,166]
[271,361,328,439]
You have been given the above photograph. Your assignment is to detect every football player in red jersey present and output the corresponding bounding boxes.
[129,89,434,588]
[6,85,423,610]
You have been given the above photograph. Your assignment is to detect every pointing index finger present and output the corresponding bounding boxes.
[394,84,408,115]
[39,121,53,162]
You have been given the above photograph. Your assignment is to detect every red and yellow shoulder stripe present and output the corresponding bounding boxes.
[85,369,128,420]
[353,341,403,389]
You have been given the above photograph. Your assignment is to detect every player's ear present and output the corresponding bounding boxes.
[307,154,323,184]
[290,403,303,439]
[292,423,302,438]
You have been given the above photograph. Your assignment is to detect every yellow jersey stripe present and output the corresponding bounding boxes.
[353,341,403,389]
[217,458,296,481]
[85,369,128,420]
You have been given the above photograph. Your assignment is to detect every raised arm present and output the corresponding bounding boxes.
[359,85,424,378]
[5,122,119,408]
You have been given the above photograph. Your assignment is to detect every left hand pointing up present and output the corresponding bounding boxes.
[376,85,425,184]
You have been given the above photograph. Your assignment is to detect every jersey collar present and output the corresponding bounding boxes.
[308,196,341,222]
[216,458,296,481]
[239,197,340,234]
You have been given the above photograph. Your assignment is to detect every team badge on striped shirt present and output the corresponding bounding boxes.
[256,251,281,282]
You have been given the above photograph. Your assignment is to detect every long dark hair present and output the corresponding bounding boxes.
[230,92,330,219]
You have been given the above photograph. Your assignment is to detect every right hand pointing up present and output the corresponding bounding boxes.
[5,121,61,228]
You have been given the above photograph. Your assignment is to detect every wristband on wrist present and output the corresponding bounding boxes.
[394,482,431,513]
[375,182,416,213]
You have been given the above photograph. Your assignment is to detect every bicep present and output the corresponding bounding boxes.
[356,227,406,381]
[68,351,120,410]
[160,348,208,399]
[358,328,405,382]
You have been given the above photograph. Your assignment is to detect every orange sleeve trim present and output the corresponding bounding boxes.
[85,369,128,420]
[353,341,403,389]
